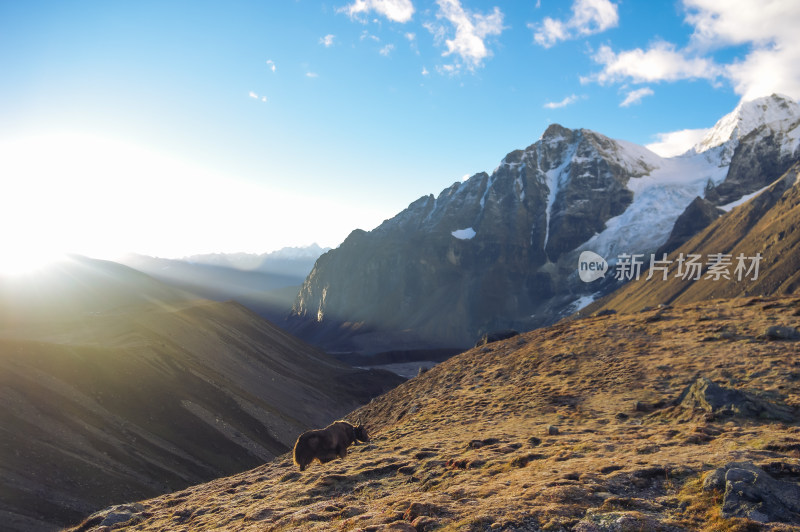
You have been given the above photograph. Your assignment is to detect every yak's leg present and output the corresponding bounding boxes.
[337,445,348,459]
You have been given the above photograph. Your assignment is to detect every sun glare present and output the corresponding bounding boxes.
[0,248,65,276]
[0,131,380,262]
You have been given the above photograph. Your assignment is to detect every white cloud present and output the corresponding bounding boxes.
[586,42,721,85]
[683,0,800,100]
[646,128,710,157]
[379,44,395,56]
[248,91,259,99]
[306,72,319,78]
[426,0,505,72]
[726,45,800,101]
[319,34,336,47]
[531,0,618,48]
[583,2,800,102]
[620,87,654,107]
[405,32,416,41]
[266,59,276,72]
[543,94,579,109]
[685,0,798,49]
[421,66,429,75]
[344,0,414,23]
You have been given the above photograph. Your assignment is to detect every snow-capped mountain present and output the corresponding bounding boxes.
[290,94,800,351]
[693,93,800,164]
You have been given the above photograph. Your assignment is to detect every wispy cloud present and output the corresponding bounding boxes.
[379,44,395,56]
[530,0,619,48]
[319,34,335,47]
[248,91,267,102]
[620,86,654,107]
[405,32,416,41]
[343,0,414,23]
[266,59,276,73]
[360,30,380,42]
[425,0,505,73]
[543,94,579,109]
[421,66,429,76]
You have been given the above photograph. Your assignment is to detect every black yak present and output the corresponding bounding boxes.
[293,420,369,471]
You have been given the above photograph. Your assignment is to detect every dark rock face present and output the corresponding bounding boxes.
[711,117,800,205]
[703,461,800,523]
[291,126,651,349]
[657,197,725,255]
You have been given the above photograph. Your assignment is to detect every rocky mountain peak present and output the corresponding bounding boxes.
[541,122,572,141]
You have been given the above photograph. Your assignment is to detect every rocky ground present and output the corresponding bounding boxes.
[70,296,800,531]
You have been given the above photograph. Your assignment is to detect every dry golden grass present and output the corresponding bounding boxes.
[69,296,800,531]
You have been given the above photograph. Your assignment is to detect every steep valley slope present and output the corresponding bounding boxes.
[0,256,402,531]
[71,296,800,531]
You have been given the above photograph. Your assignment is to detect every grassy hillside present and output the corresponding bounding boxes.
[0,257,402,531]
[69,296,800,531]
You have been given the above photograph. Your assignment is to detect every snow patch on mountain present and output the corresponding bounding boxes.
[543,142,578,251]
[451,227,476,240]
[719,184,772,212]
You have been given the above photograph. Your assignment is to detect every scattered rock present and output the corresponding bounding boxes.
[703,461,800,523]
[675,377,796,421]
[528,436,542,447]
[75,503,146,531]
[403,502,439,521]
[766,325,800,340]
[467,438,500,449]
[411,515,439,531]
[593,309,617,317]
[510,453,546,467]
[547,425,560,435]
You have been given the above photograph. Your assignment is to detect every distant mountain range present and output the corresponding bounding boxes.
[0,256,399,531]
[120,244,329,322]
[289,94,800,352]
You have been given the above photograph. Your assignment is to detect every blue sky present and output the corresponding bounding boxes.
[1,0,799,262]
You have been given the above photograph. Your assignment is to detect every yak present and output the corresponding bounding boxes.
[293,420,369,471]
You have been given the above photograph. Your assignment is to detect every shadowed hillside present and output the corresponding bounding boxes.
[0,257,402,531]
[70,296,800,531]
